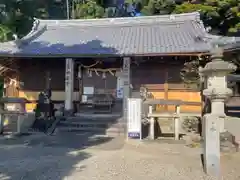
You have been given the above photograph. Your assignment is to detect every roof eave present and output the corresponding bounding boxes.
[0,51,211,58]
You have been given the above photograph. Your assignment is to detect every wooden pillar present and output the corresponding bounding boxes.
[164,68,168,111]
[77,65,83,103]
[65,58,74,114]
[123,57,131,122]
[45,71,51,90]
[77,65,83,112]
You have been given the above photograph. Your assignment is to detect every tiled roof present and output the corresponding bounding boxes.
[0,12,239,57]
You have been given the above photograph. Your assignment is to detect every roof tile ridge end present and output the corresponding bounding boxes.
[23,18,41,37]
[17,19,47,46]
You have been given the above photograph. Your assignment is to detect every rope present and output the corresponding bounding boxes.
[89,68,120,72]
[80,61,100,68]
[79,61,121,76]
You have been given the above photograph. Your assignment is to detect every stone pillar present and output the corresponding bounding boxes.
[65,58,74,115]
[199,47,236,176]
[149,105,155,139]
[122,57,131,122]
[174,105,180,140]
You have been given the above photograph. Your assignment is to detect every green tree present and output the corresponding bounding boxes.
[173,0,240,36]
[141,0,176,15]
[0,24,12,42]
[72,0,105,19]
[0,0,49,41]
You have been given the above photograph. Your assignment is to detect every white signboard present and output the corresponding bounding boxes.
[83,86,94,95]
[127,98,142,139]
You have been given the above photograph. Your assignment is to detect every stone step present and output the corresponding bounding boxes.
[56,114,125,137]
[56,126,125,132]
[56,119,125,136]
[62,119,119,124]
[56,126,125,137]
[64,118,122,125]
[73,113,122,119]
[57,120,125,129]
[58,120,122,128]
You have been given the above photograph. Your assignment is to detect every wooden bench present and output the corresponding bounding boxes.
[144,99,201,140]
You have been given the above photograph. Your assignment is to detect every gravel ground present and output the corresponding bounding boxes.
[0,134,240,180]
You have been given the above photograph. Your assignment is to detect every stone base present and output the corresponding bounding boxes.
[220,131,239,152]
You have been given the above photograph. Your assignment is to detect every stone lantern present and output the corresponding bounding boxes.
[199,43,237,176]
[200,46,237,131]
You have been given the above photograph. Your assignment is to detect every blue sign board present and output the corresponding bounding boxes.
[128,132,141,139]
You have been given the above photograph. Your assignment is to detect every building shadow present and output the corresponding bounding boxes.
[0,111,124,180]
[18,39,119,57]
[0,39,125,179]
[0,140,90,179]
[0,110,125,179]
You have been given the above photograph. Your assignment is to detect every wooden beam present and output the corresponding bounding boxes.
[0,52,209,58]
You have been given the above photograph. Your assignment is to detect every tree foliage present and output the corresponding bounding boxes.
[118,0,240,36]
[0,24,12,42]
[173,0,240,36]
[180,57,209,90]
[72,0,105,19]
[0,0,239,42]
[174,0,240,87]
[141,0,176,15]
[0,0,49,41]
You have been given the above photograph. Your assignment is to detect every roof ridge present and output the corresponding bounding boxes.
[46,20,194,29]
[37,12,201,27]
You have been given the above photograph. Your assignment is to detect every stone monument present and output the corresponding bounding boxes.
[199,42,237,176]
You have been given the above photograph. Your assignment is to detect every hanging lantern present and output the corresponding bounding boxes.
[102,72,106,79]
[94,69,99,76]
[88,69,92,77]
[108,69,114,76]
